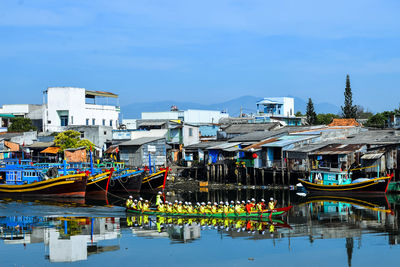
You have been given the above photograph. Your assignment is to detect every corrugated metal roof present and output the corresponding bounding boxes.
[310,144,364,155]
[222,123,278,134]
[208,142,241,150]
[26,142,54,148]
[85,90,118,98]
[261,135,318,148]
[119,137,164,146]
[139,121,167,127]
[286,144,329,153]
[361,152,384,160]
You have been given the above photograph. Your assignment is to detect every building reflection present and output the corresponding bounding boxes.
[0,216,121,262]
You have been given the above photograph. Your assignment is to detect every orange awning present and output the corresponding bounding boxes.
[40,147,60,154]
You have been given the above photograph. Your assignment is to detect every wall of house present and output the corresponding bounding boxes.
[184,110,229,124]
[44,87,119,132]
[141,139,167,167]
[67,125,112,155]
[183,125,199,146]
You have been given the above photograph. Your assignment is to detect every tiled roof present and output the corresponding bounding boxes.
[328,118,360,127]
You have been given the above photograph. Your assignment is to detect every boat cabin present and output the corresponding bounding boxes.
[308,170,352,186]
[0,165,44,185]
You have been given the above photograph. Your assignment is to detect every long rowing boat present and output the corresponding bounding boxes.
[126,205,292,218]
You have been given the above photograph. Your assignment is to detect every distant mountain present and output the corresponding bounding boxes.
[120,95,341,119]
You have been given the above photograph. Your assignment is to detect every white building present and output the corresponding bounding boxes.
[0,104,44,131]
[43,87,120,132]
[141,109,229,124]
[255,97,301,126]
[256,97,294,117]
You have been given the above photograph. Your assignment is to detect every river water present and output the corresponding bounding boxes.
[0,190,399,267]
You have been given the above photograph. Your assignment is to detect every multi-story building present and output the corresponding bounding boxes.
[42,87,120,132]
[255,97,301,126]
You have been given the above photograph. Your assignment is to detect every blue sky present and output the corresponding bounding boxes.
[1,0,400,112]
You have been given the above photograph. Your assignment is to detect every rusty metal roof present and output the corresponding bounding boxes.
[310,144,364,155]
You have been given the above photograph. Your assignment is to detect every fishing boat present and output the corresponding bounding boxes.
[142,168,168,190]
[0,164,88,197]
[298,176,392,194]
[141,168,168,191]
[126,205,292,218]
[86,169,144,195]
[298,169,392,194]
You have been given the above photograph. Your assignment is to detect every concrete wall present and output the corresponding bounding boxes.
[67,125,112,153]
[183,124,200,146]
[184,110,229,124]
[141,111,181,120]
[122,119,137,130]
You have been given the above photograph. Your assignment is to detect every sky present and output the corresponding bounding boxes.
[1,0,400,112]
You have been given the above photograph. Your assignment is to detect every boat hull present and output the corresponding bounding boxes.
[0,174,87,198]
[141,170,168,191]
[298,176,391,195]
[86,171,143,195]
[126,206,293,218]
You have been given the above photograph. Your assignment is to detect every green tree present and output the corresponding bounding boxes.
[7,117,36,132]
[295,111,303,117]
[316,113,340,125]
[306,98,317,125]
[365,113,387,128]
[341,74,358,118]
[54,130,95,152]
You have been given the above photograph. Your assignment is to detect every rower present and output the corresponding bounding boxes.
[187,202,193,213]
[131,199,138,210]
[156,191,163,207]
[218,201,224,213]
[234,201,242,214]
[172,200,179,212]
[166,202,173,213]
[223,201,229,215]
[256,199,265,212]
[142,200,150,212]
[251,198,256,212]
[137,197,144,210]
[211,202,218,214]
[176,201,183,213]
[158,201,165,212]
[229,201,235,212]
[241,201,246,211]
[268,197,277,210]
[245,200,252,213]
[199,202,206,214]
[194,202,201,213]
[126,196,133,208]
[206,202,212,214]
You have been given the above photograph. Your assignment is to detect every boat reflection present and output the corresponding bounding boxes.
[126,215,291,243]
[0,216,121,263]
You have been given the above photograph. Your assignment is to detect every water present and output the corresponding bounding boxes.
[0,190,400,266]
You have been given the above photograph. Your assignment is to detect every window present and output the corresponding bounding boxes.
[86,119,89,126]
[60,115,68,126]
[92,119,95,125]
[104,131,107,135]
[80,131,85,138]
[110,120,113,127]
[102,119,105,126]
[189,128,193,137]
